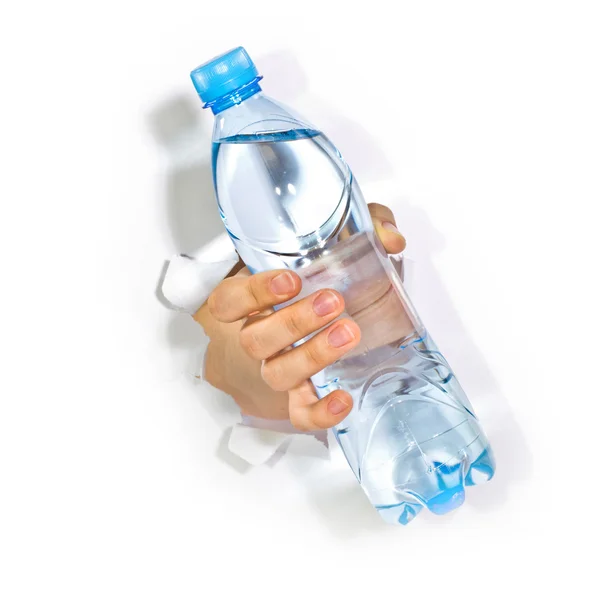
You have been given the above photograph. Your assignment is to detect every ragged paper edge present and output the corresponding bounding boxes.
[228,418,329,466]
[161,233,239,314]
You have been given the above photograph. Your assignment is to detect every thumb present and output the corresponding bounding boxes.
[368,203,406,255]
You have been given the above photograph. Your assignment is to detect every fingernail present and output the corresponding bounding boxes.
[270,272,296,295]
[328,323,355,348]
[313,291,340,317]
[382,221,400,235]
[328,395,349,415]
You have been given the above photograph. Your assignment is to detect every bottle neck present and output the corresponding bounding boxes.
[205,77,263,114]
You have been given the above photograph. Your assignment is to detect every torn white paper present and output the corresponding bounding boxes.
[161,233,238,314]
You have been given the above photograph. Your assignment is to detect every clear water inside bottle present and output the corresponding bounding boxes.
[213,128,495,524]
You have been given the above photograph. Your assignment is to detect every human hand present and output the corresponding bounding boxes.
[194,203,406,430]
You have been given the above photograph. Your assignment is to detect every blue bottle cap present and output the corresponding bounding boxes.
[190,47,260,104]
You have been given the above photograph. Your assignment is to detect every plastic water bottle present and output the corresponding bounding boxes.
[190,47,495,525]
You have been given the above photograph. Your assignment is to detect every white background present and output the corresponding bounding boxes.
[1,1,597,598]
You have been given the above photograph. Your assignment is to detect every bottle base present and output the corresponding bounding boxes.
[375,446,496,525]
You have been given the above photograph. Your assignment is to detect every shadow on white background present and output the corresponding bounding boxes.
[148,49,531,534]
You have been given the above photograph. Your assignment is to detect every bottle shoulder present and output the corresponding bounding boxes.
[212,93,317,141]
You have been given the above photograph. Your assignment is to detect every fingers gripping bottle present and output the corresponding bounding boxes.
[190,47,495,525]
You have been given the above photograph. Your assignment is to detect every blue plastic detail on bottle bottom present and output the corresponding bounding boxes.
[464,447,496,486]
[376,501,423,526]
[426,485,466,515]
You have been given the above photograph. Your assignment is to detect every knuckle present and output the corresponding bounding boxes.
[289,412,310,432]
[207,289,226,321]
[238,327,265,359]
[309,412,328,431]
[247,275,264,307]
[304,341,329,370]
[283,308,305,339]
[261,360,287,391]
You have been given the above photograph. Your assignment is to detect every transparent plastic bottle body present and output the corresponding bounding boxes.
[212,94,495,524]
